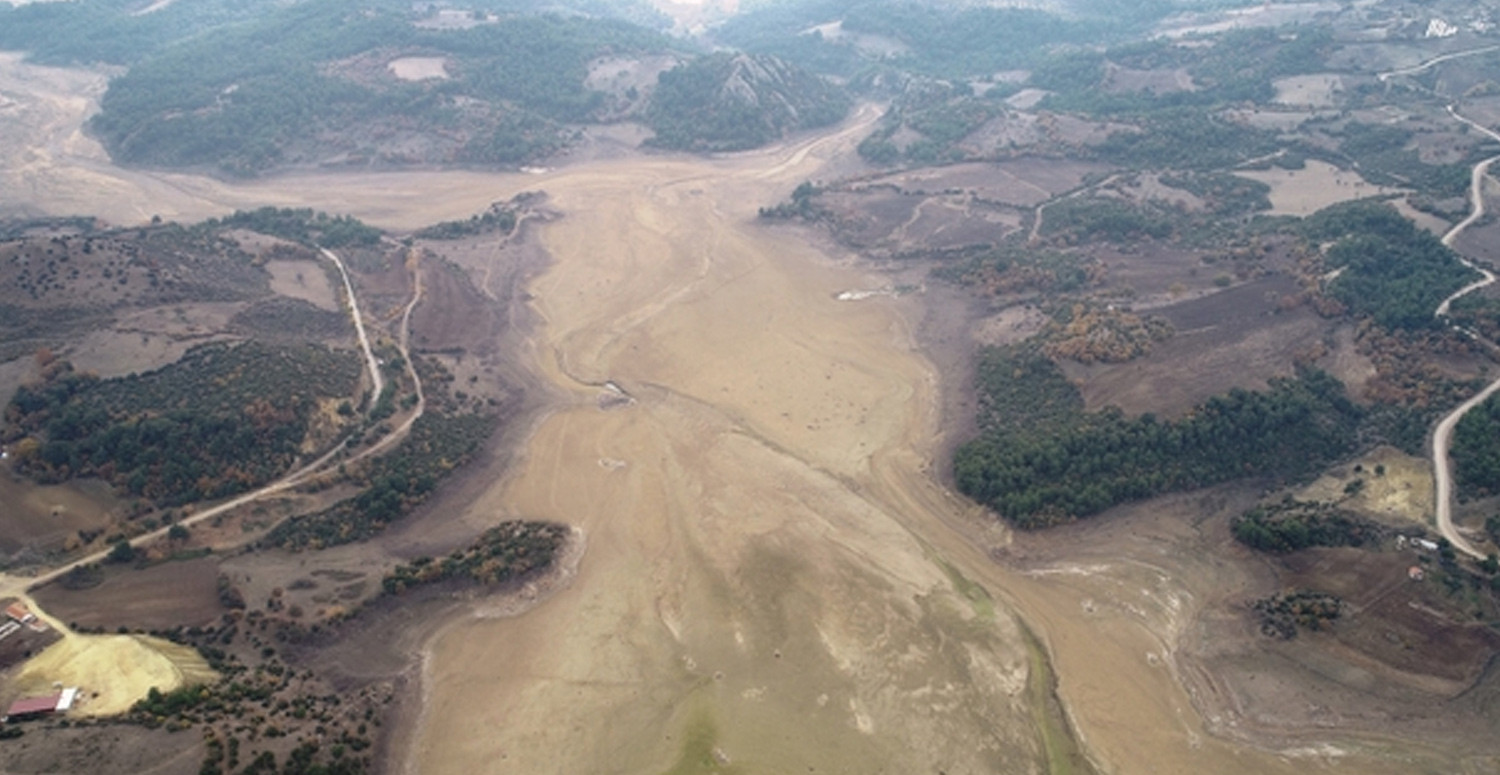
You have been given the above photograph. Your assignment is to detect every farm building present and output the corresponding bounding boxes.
[3,688,77,722]
[4,603,34,624]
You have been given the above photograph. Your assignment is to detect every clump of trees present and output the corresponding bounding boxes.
[1231,498,1383,553]
[382,521,569,595]
[931,242,1099,296]
[204,208,380,249]
[1253,590,1342,639]
[1158,172,1271,217]
[1040,303,1173,364]
[266,410,494,550]
[1040,196,1174,243]
[413,205,518,241]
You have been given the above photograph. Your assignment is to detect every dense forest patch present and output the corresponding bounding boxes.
[1303,200,1478,331]
[1453,393,1500,499]
[2,342,361,506]
[645,53,850,152]
[955,353,1363,528]
[74,0,673,174]
[714,0,1168,79]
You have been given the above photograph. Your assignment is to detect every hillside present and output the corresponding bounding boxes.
[60,0,677,174]
[645,52,851,151]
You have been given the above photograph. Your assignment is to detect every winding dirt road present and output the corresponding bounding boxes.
[0,246,427,603]
[1430,121,1500,560]
[1377,52,1500,559]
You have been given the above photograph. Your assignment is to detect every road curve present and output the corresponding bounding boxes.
[322,247,384,401]
[1376,45,1500,83]
[1430,110,1500,560]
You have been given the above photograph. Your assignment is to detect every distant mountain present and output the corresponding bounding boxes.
[645,53,851,152]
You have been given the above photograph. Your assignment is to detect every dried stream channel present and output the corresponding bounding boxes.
[0,55,1466,773]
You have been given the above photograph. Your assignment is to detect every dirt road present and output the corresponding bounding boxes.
[322,247,384,400]
[1429,115,1500,560]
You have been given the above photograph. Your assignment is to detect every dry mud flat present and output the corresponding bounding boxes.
[406,130,1057,774]
[401,139,1454,772]
[0,53,1483,772]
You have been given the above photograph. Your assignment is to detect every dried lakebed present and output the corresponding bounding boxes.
[0,53,1474,771]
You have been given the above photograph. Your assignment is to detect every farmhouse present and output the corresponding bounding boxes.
[3,688,77,722]
[4,603,35,625]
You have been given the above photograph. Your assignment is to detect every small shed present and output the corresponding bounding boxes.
[1409,566,1426,581]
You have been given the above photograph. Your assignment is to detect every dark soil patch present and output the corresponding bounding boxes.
[1279,547,1500,684]
[1062,276,1331,418]
[409,258,499,355]
[33,556,224,631]
[0,725,201,775]
[0,472,119,558]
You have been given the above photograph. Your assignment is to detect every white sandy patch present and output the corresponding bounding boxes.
[388,57,449,82]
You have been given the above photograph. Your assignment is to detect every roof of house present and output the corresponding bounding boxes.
[6,694,60,716]
[4,603,30,621]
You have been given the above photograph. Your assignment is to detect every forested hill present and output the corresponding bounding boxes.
[645,53,852,152]
[3,0,679,175]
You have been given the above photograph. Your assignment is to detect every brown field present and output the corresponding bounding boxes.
[387,56,449,82]
[264,259,339,310]
[9,632,214,717]
[1104,65,1197,95]
[33,556,224,631]
[1,50,1497,774]
[407,255,503,354]
[0,725,201,775]
[1235,159,1403,216]
[1296,446,1433,526]
[0,470,120,557]
[1063,275,1334,417]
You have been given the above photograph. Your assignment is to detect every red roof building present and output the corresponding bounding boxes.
[4,688,75,721]
[4,603,33,624]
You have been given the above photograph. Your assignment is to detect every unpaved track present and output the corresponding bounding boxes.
[322,247,384,400]
[1429,112,1500,560]
[0,58,1463,772]
[0,247,427,603]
